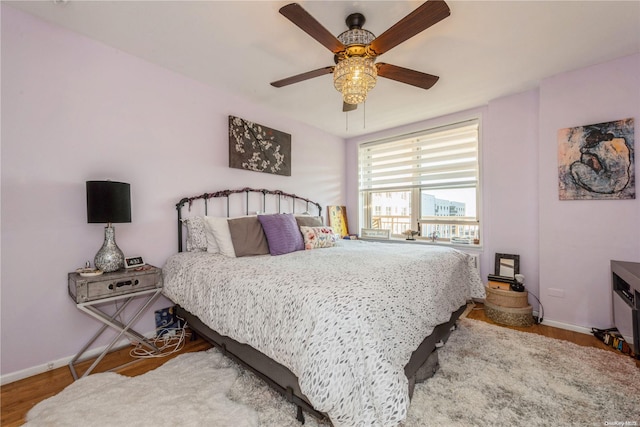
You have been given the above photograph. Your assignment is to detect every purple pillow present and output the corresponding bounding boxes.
[257,213,304,256]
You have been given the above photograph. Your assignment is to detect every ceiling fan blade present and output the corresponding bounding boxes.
[279,3,346,54]
[271,66,334,88]
[343,102,357,112]
[369,0,450,56]
[377,63,439,90]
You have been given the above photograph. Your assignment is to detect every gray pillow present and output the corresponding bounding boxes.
[295,215,323,227]
[227,217,270,257]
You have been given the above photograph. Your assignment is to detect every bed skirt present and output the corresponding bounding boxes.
[176,303,467,423]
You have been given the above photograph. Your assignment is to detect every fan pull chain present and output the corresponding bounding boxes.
[363,101,366,129]
[345,109,349,132]
[344,102,367,132]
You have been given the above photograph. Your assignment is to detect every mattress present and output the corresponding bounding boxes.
[163,240,485,426]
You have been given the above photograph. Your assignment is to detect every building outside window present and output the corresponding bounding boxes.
[358,119,480,244]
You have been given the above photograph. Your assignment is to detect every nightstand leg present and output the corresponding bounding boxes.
[69,289,162,379]
[68,296,136,380]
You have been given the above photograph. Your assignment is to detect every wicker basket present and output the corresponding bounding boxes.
[485,286,529,308]
[484,300,534,327]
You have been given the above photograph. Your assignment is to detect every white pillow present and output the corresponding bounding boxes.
[203,216,235,257]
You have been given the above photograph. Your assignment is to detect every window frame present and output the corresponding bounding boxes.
[358,118,482,246]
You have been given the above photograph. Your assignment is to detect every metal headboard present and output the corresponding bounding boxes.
[176,187,323,252]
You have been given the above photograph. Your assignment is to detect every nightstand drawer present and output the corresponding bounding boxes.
[68,267,162,303]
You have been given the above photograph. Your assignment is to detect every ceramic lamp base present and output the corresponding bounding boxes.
[95,225,124,272]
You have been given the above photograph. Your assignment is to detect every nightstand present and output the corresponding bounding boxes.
[68,265,163,379]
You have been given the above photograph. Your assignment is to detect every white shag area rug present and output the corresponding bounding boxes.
[26,318,640,427]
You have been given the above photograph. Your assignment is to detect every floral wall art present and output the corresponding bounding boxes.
[229,116,291,176]
[558,118,635,200]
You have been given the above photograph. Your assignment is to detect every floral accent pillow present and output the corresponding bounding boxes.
[183,216,209,252]
[300,226,338,250]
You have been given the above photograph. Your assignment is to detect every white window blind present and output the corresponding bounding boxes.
[358,120,479,191]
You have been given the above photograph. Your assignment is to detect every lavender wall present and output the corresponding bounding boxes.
[345,95,540,300]
[538,54,640,330]
[483,90,540,301]
[347,54,639,333]
[1,6,345,380]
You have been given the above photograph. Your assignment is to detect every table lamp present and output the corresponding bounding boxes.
[86,181,131,272]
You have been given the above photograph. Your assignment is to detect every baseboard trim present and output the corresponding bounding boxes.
[474,299,594,336]
[540,318,593,335]
[1,330,155,386]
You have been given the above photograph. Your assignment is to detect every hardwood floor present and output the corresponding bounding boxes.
[2,306,637,426]
[1,333,212,427]
[466,302,639,367]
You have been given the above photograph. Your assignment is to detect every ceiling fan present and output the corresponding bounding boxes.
[270,1,450,112]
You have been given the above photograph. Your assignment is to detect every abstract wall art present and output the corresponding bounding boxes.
[558,118,635,200]
[229,116,291,176]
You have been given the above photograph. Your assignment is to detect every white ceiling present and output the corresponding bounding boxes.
[7,1,640,138]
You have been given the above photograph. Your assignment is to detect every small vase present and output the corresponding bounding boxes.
[94,225,124,272]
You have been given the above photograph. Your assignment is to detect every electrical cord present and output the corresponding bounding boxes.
[129,323,191,359]
[527,291,544,324]
[108,300,190,359]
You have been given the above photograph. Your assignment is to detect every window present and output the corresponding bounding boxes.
[358,119,480,244]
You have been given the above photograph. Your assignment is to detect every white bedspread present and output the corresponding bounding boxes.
[162,240,485,427]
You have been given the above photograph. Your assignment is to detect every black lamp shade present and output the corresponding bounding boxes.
[86,181,131,224]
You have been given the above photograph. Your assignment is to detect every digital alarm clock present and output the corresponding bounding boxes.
[124,256,145,269]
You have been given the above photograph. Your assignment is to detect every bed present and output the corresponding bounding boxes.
[162,188,485,427]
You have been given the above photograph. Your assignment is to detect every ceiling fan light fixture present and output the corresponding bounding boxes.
[337,28,375,46]
[273,2,449,110]
[333,56,377,105]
